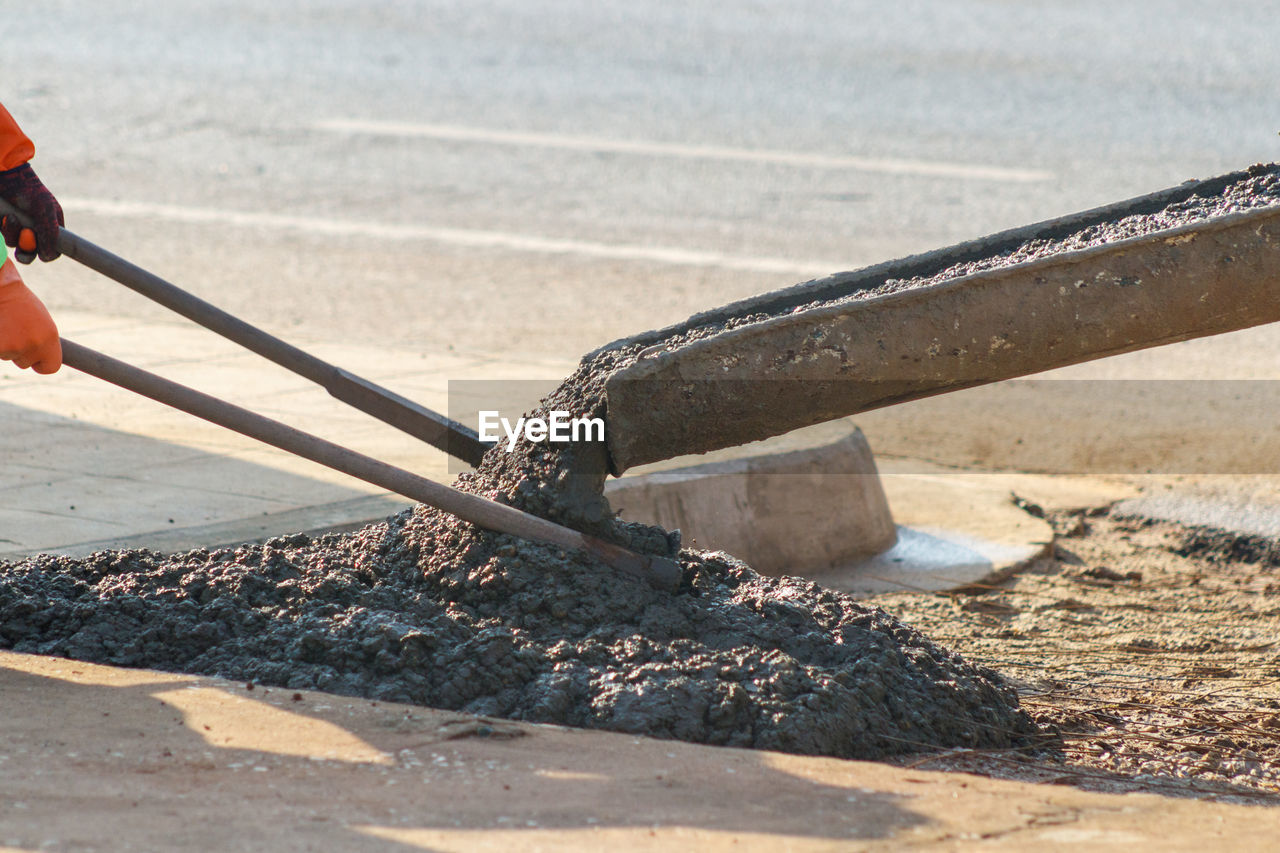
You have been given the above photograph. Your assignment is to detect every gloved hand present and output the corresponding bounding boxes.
[0,162,64,263]
[0,258,61,373]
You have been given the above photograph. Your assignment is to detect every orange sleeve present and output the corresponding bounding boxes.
[0,102,35,172]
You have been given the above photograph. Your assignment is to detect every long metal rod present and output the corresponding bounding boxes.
[0,199,489,467]
[59,338,680,591]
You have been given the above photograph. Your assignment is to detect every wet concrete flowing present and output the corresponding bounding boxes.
[467,164,1280,533]
[859,164,1280,302]
[0,511,1038,759]
[6,165,1278,760]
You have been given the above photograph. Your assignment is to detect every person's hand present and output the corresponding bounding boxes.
[0,260,61,373]
[0,162,64,263]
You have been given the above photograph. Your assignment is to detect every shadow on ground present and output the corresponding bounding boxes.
[0,399,404,560]
[0,655,924,851]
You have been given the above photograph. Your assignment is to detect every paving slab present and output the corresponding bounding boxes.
[0,650,1274,853]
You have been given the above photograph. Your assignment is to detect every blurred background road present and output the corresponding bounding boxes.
[5,1,1280,522]
[8,0,1277,357]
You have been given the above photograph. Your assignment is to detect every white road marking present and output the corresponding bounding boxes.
[64,198,845,276]
[315,119,1053,184]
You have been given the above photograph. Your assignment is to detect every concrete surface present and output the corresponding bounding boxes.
[605,422,897,574]
[608,420,1124,595]
[604,421,1113,595]
[1113,492,1280,538]
[816,464,1048,596]
[818,464,1136,596]
[2,649,1277,853]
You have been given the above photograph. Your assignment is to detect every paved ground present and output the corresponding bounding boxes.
[4,650,1279,853]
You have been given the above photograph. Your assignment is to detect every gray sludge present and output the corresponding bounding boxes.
[0,505,1040,759]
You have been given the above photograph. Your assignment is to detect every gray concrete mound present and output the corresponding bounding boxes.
[0,507,1039,759]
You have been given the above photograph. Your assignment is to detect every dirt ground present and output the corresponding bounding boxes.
[874,503,1280,805]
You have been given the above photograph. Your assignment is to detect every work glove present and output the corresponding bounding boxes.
[0,162,64,263]
[0,258,61,373]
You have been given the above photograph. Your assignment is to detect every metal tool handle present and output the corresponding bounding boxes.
[0,199,490,467]
[59,338,680,591]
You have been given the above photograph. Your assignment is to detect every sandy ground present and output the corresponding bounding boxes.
[4,648,1280,853]
[876,508,1280,803]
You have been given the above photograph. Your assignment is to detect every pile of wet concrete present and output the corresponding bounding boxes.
[0,507,1038,758]
[7,164,1279,760]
